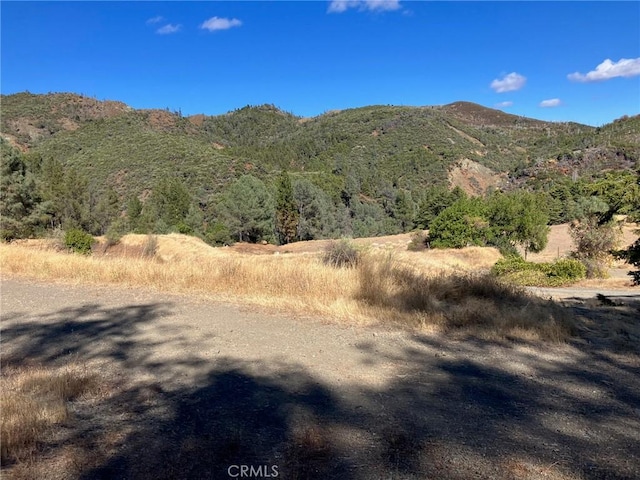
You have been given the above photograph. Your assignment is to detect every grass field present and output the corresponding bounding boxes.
[1,234,572,341]
[2,230,637,479]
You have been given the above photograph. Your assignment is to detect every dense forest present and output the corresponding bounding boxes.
[1,92,639,249]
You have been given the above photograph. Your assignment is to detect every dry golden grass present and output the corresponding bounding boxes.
[356,254,574,341]
[0,361,99,467]
[523,223,639,263]
[1,236,572,341]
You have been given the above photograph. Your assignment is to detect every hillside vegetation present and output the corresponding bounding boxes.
[1,92,638,248]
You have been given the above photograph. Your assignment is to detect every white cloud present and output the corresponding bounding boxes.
[156,24,181,35]
[539,98,561,108]
[490,72,527,93]
[495,101,513,108]
[146,16,164,25]
[200,16,242,32]
[568,57,640,82]
[328,0,402,13]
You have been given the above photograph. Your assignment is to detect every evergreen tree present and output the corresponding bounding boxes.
[394,190,414,233]
[93,186,120,235]
[61,167,91,230]
[37,157,94,231]
[38,157,66,228]
[218,175,275,243]
[127,196,144,232]
[415,186,465,229]
[293,179,337,240]
[183,203,205,235]
[275,171,299,245]
[145,177,192,232]
[351,198,390,238]
[0,141,50,239]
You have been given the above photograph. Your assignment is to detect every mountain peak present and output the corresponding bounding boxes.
[440,101,547,127]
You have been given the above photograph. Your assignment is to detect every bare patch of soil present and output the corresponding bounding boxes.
[448,158,506,196]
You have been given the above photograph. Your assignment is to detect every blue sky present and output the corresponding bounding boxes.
[2,1,639,126]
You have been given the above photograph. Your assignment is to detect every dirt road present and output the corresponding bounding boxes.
[528,286,639,300]
[2,278,639,479]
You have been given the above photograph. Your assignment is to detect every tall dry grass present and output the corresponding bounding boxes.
[0,242,360,319]
[1,361,99,466]
[0,241,573,340]
[356,255,574,341]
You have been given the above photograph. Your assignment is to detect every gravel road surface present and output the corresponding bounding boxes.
[2,278,639,480]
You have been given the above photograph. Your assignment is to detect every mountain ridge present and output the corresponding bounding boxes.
[1,91,637,202]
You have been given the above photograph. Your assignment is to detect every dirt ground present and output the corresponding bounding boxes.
[524,224,638,262]
[2,278,639,480]
[227,224,638,259]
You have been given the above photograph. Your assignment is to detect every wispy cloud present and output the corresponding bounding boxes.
[156,24,181,35]
[568,57,640,82]
[146,16,164,25]
[200,16,242,32]
[539,98,561,108]
[328,0,402,14]
[495,101,513,108]
[490,72,526,93]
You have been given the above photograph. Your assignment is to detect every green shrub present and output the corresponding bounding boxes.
[502,269,555,287]
[204,222,233,246]
[323,239,360,268]
[492,256,586,286]
[545,258,586,280]
[175,221,193,235]
[64,228,94,255]
[491,256,534,276]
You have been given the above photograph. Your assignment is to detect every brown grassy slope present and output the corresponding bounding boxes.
[523,223,638,263]
[1,232,575,341]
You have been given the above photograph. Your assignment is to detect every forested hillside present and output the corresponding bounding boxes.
[1,92,638,245]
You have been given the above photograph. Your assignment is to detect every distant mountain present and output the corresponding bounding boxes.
[1,92,638,200]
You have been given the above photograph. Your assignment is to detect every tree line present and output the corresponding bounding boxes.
[2,138,638,278]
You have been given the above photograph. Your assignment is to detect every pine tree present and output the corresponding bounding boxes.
[145,177,192,232]
[218,175,275,243]
[93,186,121,235]
[293,179,337,240]
[275,171,299,245]
[394,190,414,233]
[127,196,143,232]
[0,141,50,239]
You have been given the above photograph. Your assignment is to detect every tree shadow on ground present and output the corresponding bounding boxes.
[2,302,174,366]
[2,298,639,479]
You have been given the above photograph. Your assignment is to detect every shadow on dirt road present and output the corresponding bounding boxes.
[2,289,639,479]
